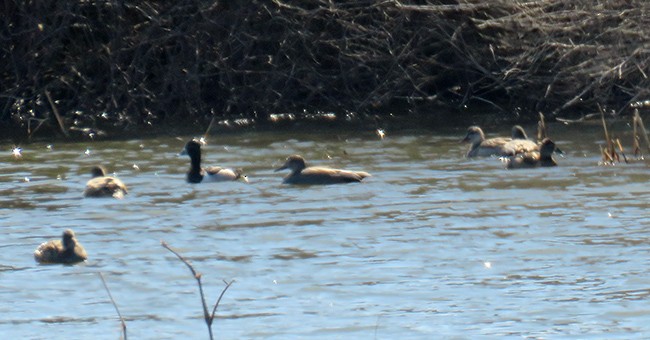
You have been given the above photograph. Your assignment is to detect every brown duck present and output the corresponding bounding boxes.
[34,229,87,264]
[506,138,558,169]
[275,155,370,185]
[83,166,128,199]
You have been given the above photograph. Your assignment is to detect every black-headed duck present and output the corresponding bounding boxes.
[181,140,248,183]
[275,154,371,185]
[34,229,87,264]
[83,166,128,199]
[506,138,558,169]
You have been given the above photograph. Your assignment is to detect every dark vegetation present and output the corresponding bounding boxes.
[2,0,650,139]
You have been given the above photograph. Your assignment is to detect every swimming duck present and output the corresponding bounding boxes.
[275,155,371,185]
[501,136,539,156]
[34,229,87,264]
[181,140,247,183]
[83,166,128,198]
[506,138,558,169]
[461,126,512,157]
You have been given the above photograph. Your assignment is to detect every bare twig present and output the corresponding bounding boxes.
[203,109,219,141]
[44,90,69,138]
[633,109,650,153]
[98,272,127,340]
[537,112,547,142]
[598,103,618,164]
[162,241,233,340]
[615,138,628,164]
[210,279,235,321]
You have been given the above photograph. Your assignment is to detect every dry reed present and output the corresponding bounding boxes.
[2,1,650,137]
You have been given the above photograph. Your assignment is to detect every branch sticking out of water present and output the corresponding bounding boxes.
[633,109,650,156]
[98,272,127,340]
[44,89,69,138]
[599,103,619,165]
[203,109,218,142]
[161,241,234,340]
[537,112,547,143]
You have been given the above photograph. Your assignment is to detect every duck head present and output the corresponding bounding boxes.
[90,166,107,178]
[461,126,485,144]
[539,138,556,157]
[275,155,307,173]
[62,229,77,250]
[180,140,202,157]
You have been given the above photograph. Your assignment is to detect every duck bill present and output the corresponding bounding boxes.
[178,148,188,156]
[274,165,288,172]
[460,135,470,143]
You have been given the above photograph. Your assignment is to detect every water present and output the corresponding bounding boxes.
[1,122,650,339]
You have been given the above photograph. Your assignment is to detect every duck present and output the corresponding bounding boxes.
[506,138,558,169]
[83,166,128,198]
[461,126,512,157]
[275,155,371,185]
[34,229,87,264]
[501,136,539,156]
[181,140,248,183]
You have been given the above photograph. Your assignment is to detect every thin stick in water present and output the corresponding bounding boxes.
[598,104,617,164]
[162,241,233,340]
[615,138,628,163]
[99,272,127,340]
[203,109,218,141]
[634,109,650,153]
[44,90,69,138]
[210,279,235,322]
[537,112,547,142]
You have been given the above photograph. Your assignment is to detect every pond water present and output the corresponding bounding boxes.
[1,122,650,339]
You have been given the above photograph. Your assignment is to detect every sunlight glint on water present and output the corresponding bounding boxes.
[1,123,650,339]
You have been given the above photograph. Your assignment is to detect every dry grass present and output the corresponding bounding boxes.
[2,1,650,136]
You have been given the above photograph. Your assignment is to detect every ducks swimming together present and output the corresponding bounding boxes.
[34,229,87,264]
[506,138,558,169]
[79,131,557,196]
[462,125,538,157]
[181,139,248,183]
[28,131,560,265]
[83,166,128,199]
[275,155,371,185]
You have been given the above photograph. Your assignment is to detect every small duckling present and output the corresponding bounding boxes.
[461,126,512,157]
[506,138,558,169]
[181,140,248,183]
[34,229,87,264]
[83,166,128,199]
[275,155,370,185]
